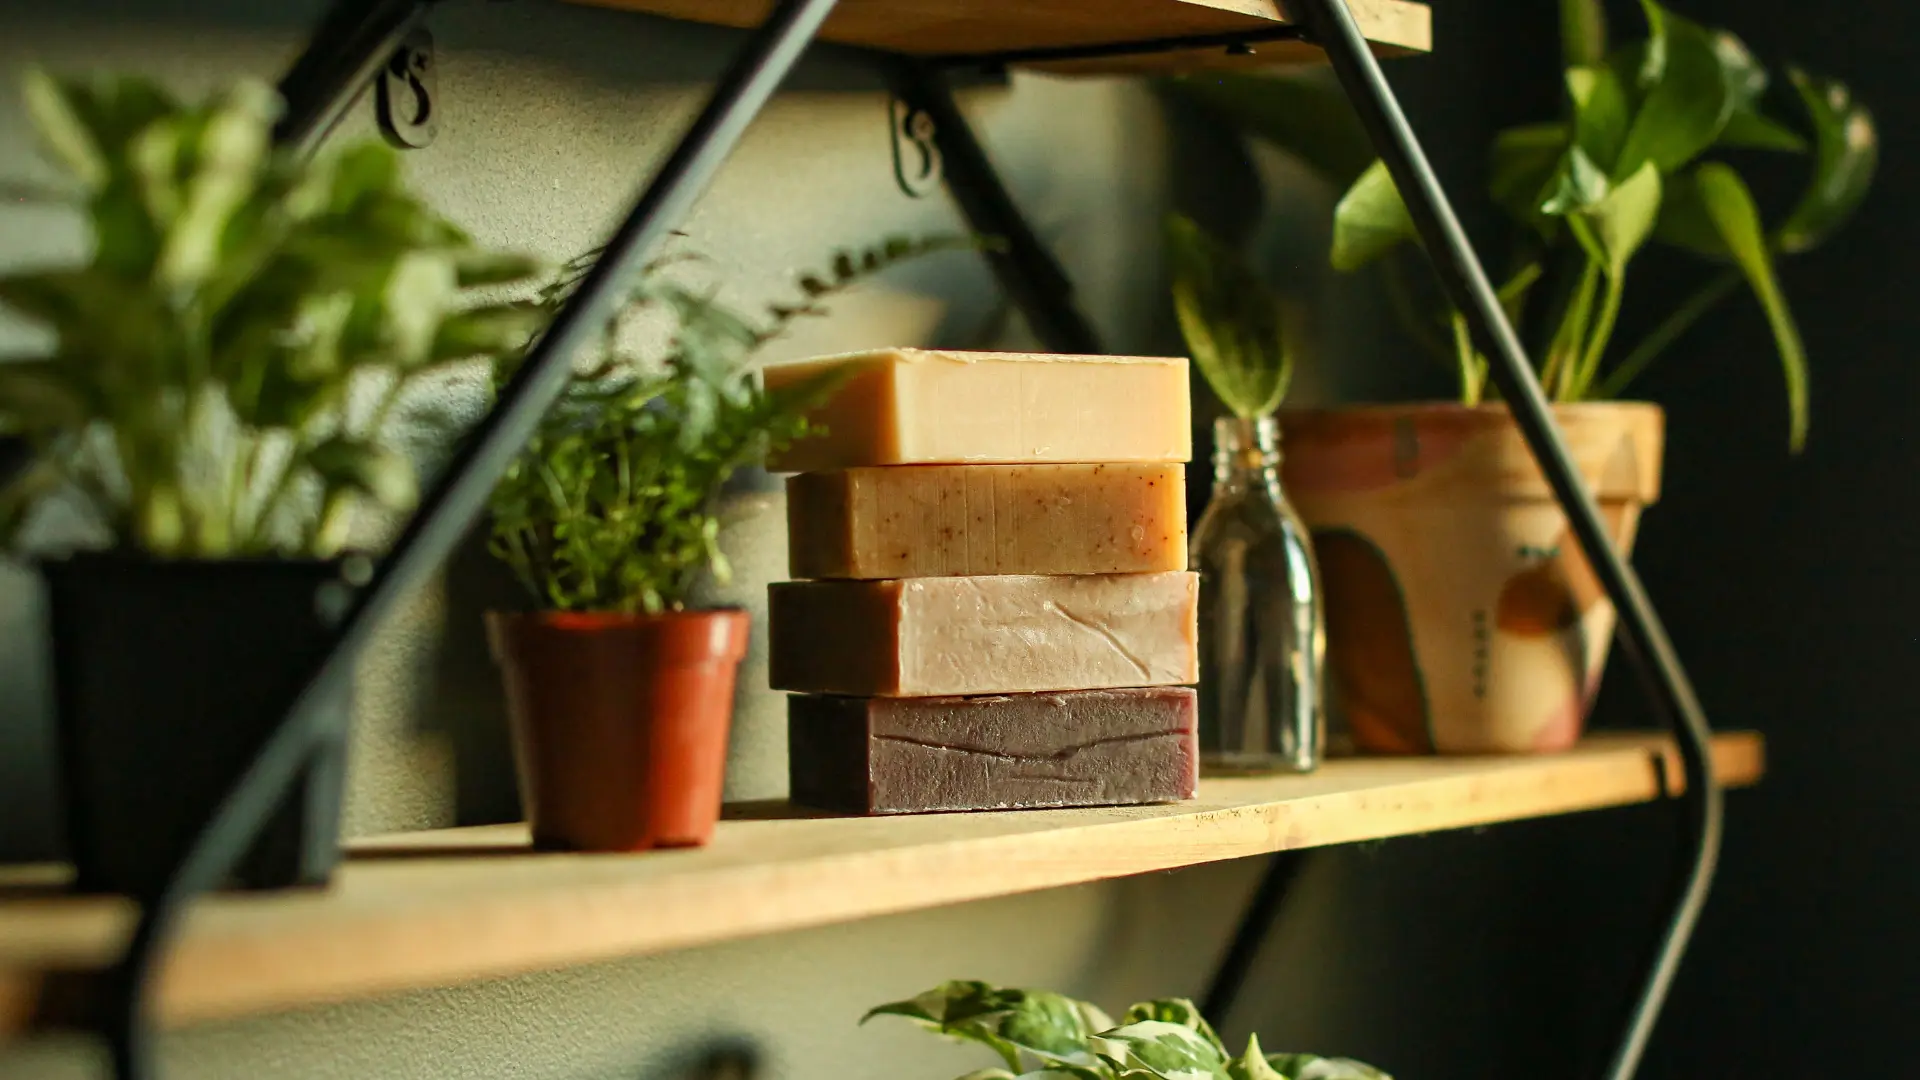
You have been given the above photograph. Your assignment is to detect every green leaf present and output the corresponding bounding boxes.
[1651,166,1724,258]
[1693,163,1810,450]
[1093,1020,1229,1080]
[431,303,549,363]
[1330,160,1413,271]
[1489,123,1570,229]
[306,436,418,509]
[454,250,545,288]
[21,69,108,188]
[1560,0,1608,67]
[1566,65,1630,172]
[1161,73,1373,189]
[1165,215,1291,419]
[1118,1000,1224,1059]
[1541,146,1610,217]
[1775,68,1878,255]
[1226,1035,1285,1080]
[1716,106,1809,151]
[1612,0,1739,176]
[1579,160,1663,273]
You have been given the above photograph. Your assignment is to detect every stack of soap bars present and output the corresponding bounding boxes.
[764,348,1201,814]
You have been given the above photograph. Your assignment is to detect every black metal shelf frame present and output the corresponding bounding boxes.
[89,3,1723,1079]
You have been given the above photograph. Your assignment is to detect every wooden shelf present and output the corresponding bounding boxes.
[563,0,1432,74]
[0,732,1760,1042]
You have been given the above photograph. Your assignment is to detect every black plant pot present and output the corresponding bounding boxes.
[43,555,354,896]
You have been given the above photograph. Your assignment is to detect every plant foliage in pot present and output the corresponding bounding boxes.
[866,980,1391,1080]
[486,236,959,853]
[0,72,542,893]
[1166,0,1876,753]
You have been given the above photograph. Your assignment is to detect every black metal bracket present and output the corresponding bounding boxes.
[377,27,439,149]
[1291,4,1723,1079]
[889,94,943,198]
[273,0,440,151]
[887,61,1103,355]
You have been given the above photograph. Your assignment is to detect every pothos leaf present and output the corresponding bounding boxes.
[1225,1034,1285,1080]
[1775,68,1878,254]
[1165,215,1291,419]
[1330,160,1414,271]
[1093,1020,1229,1080]
[1119,999,1225,1059]
[1691,163,1810,450]
[1611,0,1739,176]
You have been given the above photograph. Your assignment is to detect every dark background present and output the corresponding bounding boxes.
[1215,1,1916,1076]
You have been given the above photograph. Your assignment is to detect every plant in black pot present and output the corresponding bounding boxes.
[486,237,958,853]
[0,72,541,893]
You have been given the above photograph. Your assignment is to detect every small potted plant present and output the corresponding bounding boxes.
[867,980,1390,1080]
[0,72,541,892]
[485,237,958,853]
[1169,0,1876,753]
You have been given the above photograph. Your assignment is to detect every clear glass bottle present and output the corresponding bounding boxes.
[1192,415,1326,773]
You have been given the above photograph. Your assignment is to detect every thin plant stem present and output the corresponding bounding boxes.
[1451,311,1486,405]
[1595,270,1741,400]
[1542,260,1601,400]
[1570,270,1627,400]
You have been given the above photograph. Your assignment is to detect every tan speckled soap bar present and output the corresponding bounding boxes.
[785,463,1187,580]
[767,572,1199,697]
[762,349,1191,471]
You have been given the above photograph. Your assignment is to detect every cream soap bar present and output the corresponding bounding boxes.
[767,572,1199,697]
[762,349,1191,471]
[786,463,1188,580]
[788,688,1200,814]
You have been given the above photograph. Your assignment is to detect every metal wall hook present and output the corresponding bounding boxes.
[889,96,942,198]
[377,27,438,148]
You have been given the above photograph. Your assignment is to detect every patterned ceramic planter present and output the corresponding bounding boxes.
[1279,403,1664,754]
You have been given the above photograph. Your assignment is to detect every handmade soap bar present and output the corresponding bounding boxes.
[786,463,1188,580]
[762,349,1191,471]
[768,572,1198,696]
[788,688,1199,814]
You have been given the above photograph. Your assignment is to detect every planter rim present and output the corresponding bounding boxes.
[1280,400,1663,422]
[487,607,748,632]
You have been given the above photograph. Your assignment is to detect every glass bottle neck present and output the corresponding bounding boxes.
[1212,415,1282,485]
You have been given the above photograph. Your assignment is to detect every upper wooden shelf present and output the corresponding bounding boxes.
[563,0,1433,74]
[0,732,1760,1043]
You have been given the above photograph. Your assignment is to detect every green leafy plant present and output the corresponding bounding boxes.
[1170,0,1877,450]
[867,980,1390,1080]
[487,235,967,615]
[0,71,543,554]
[1165,215,1297,419]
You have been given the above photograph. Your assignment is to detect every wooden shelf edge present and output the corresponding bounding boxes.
[0,732,1762,1043]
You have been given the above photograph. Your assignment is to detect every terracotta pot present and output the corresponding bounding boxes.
[486,609,750,851]
[1279,403,1664,754]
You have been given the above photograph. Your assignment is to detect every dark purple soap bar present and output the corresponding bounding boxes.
[788,688,1199,815]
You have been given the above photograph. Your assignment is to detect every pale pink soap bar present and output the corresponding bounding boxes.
[788,688,1200,814]
[767,572,1199,697]
[762,349,1191,471]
